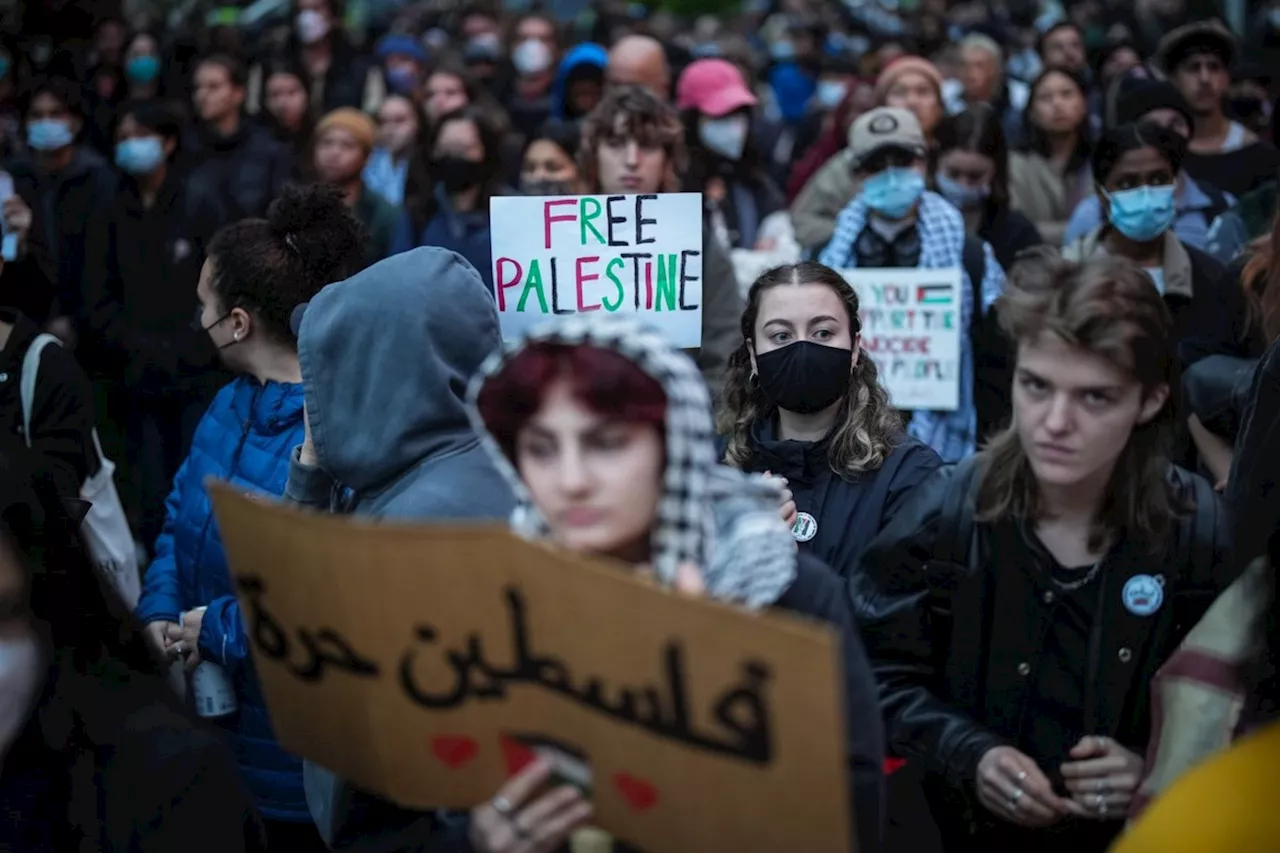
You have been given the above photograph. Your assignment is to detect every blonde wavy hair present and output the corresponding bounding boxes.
[718,262,903,478]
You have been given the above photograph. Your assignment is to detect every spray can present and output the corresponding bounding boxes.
[183,607,238,718]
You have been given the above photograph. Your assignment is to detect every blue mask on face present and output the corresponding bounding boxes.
[861,167,925,219]
[26,118,74,152]
[126,55,161,84]
[1105,184,1177,243]
[936,173,989,210]
[115,136,166,175]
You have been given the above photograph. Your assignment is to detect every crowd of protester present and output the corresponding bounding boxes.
[2,0,1280,850]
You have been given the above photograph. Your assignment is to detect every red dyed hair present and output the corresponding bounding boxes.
[476,342,668,461]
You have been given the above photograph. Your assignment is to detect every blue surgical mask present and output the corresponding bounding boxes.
[862,167,925,219]
[936,173,989,210]
[815,80,848,108]
[26,118,74,152]
[1105,184,1177,243]
[125,54,161,84]
[770,40,796,61]
[115,136,166,175]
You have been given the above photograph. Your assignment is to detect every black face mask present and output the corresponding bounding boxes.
[433,156,485,193]
[754,341,854,415]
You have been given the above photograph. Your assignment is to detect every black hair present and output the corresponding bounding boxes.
[116,99,184,148]
[522,117,581,163]
[1037,21,1083,56]
[1020,66,1092,174]
[257,55,315,147]
[206,183,366,345]
[195,52,247,89]
[23,75,84,118]
[404,105,505,235]
[1092,120,1187,187]
[934,103,1011,210]
[0,435,156,678]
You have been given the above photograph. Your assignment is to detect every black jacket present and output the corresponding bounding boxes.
[848,457,1235,842]
[0,310,96,497]
[180,120,294,225]
[737,419,942,579]
[83,172,229,394]
[6,147,118,323]
[978,205,1043,272]
[0,666,267,852]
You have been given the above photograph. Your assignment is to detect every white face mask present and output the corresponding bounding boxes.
[0,633,42,762]
[296,9,331,45]
[699,114,750,161]
[512,39,553,76]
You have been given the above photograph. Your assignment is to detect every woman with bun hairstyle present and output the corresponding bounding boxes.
[466,314,886,853]
[718,262,942,578]
[134,184,366,852]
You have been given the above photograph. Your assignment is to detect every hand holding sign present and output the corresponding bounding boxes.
[469,758,594,853]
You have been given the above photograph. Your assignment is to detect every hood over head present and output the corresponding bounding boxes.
[551,42,608,120]
[297,246,500,494]
[465,314,796,609]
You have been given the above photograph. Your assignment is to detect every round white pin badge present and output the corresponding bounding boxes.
[792,512,818,542]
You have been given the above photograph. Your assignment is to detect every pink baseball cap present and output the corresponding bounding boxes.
[676,59,758,117]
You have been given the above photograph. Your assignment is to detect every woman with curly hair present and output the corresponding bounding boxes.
[717,261,941,577]
[133,183,366,852]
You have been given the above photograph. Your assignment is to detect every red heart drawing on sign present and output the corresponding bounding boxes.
[432,735,479,770]
[612,772,659,812]
[500,735,537,776]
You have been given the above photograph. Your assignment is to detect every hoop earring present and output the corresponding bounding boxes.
[748,372,759,389]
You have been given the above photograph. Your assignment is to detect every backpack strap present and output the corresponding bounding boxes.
[962,236,987,334]
[19,333,62,450]
[1187,470,1218,578]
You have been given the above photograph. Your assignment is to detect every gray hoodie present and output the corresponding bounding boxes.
[284,246,515,521]
[282,247,515,851]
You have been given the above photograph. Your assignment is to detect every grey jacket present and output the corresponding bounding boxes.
[283,247,516,852]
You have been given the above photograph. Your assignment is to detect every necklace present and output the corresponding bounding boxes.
[1051,560,1103,592]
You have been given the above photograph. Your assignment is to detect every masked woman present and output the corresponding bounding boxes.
[465,314,886,853]
[718,261,941,576]
[850,252,1236,853]
[133,184,365,852]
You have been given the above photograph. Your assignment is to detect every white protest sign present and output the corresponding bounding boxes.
[839,267,962,412]
[490,193,704,348]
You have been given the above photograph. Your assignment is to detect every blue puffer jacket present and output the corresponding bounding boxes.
[134,376,308,822]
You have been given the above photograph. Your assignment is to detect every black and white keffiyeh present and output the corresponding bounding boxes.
[465,314,796,610]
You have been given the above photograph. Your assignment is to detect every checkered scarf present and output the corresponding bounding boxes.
[465,314,797,610]
[818,190,1005,461]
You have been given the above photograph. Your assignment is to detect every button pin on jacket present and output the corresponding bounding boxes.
[791,512,818,542]
[1122,574,1164,617]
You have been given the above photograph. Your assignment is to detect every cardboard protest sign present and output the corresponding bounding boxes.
[840,267,963,411]
[490,193,704,348]
[208,483,852,852]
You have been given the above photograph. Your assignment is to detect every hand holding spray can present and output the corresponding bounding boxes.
[182,607,238,718]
